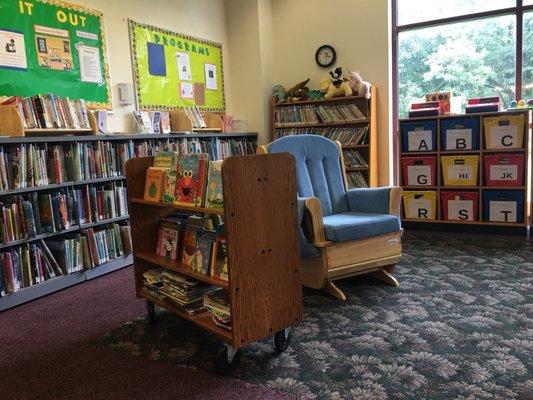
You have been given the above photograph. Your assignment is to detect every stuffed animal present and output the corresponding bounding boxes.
[308,90,323,100]
[348,70,371,99]
[286,78,310,101]
[320,67,352,99]
[272,84,286,103]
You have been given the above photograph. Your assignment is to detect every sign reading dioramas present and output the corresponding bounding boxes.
[128,19,225,112]
[0,0,112,108]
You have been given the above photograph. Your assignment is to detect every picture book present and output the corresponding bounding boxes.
[174,153,208,207]
[156,220,180,260]
[196,230,217,274]
[153,151,177,170]
[181,215,208,271]
[143,167,164,202]
[160,112,171,133]
[162,170,176,203]
[212,236,228,281]
[205,160,223,209]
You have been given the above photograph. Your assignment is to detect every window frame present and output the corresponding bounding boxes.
[391,0,533,184]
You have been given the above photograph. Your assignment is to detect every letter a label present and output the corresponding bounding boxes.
[408,130,432,151]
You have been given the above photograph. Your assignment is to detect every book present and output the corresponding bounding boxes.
[160,112,171,133]
[156,220,180,260]
[196,229,216,274]
[181,217,204,270]
[205,160,223,209]
[143,167,164,202]
[212,236,228,281]
[174,153,208,207]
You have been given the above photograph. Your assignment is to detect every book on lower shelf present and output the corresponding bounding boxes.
[203,289,231,331]
[142,268,218,315]
[0,183,128,246]
[274,126,368,146]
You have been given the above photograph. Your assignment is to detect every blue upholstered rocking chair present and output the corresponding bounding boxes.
[258,135,403,300]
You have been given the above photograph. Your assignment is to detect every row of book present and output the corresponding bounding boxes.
[274,126,369,146]
[347,171,368,189]
[145,153,224,209]
[0,184,127,245]
[274,104,367,125]
[182,106,207,129]
[0,137,255,192]
[0,223,132,297]
[133,111,171,134]
[343,149,369,168]
[2,94,91,130]
[204,290,231,330]
[155,213,227,280]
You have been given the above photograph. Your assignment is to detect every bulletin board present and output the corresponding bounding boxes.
[128,19,225,112]
[0,0,112,108]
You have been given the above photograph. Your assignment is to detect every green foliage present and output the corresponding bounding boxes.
[397,14,531,117]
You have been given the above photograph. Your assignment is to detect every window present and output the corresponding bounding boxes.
[398,15,516,117]
[524,12,533,100]
[397,0,515,25]
[393,1,532,118]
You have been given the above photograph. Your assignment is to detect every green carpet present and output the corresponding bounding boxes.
[95,232,533,399]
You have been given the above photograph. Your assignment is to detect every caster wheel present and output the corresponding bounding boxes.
[215,346,241,375]
[146,301,157,325]
[274,328,292,353]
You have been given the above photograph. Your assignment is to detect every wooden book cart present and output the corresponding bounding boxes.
[125,153,303,373]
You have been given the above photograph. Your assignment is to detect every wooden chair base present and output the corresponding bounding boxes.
[324,280,346,301]
[369,267,399,287]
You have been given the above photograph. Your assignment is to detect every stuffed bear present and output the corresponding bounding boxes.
[347,70,371,99]
[320,67,353,99]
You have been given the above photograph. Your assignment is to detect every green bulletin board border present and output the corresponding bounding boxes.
[128,19,226,112]
[0,0,113,109]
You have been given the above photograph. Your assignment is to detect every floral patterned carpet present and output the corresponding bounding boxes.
[95,232,533,399]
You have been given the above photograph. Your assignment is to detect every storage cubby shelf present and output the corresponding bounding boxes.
[399,109,530,231]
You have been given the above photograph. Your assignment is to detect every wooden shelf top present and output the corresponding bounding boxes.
[129,198,224,215]
[402,218,526,227]
[135,252,229,288]
[274,120,368,129]
[341,144,369,148]
[0,132,258,144]
[24,128,94,134]
[273,95,368,107]
[399,109,528,122]
[139,291,232,342]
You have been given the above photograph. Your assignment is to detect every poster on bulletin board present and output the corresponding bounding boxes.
[128,19,225,112]
[0,0,112,108]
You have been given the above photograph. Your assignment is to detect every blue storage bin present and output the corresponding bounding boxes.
[482,190,524,223]
[441,117,480,150]
[401,120,437,152]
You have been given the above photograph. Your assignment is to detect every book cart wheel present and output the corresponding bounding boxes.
[274,327,292,353]
[215,345,242,375]
[146,300,157,326]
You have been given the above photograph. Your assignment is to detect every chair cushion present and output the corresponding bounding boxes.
[322,212,401,242]
[268,135,348,216]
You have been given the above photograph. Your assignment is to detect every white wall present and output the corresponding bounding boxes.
[270,0,391,185]
[76,0,231,133]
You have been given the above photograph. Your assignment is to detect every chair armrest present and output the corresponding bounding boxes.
[346,187,403,216]
[302,197,334,248]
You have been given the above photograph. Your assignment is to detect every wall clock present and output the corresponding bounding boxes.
[315,45,336,68]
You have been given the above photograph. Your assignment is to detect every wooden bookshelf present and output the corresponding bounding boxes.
[399,109,531,234]
[0,119,257,311]
[0,104,97,137]
[126,154,303,372]
[271,88,378,187]
[169,109,224,133]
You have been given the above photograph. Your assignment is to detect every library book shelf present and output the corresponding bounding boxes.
[399,109,531,235]
[0,111,258,311]
[271,86,379,188]
[125,154,303,373]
